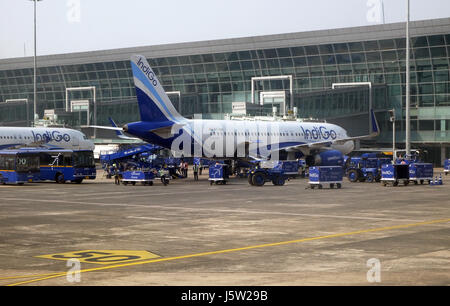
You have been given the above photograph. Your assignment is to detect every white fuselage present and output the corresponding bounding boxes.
[0,127,95,151]
[164,119,354,158]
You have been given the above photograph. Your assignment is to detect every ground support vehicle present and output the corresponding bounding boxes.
[247,167,286,186]
[380,164,410,186]
[260,160,300,179]
[38,149,96,183]
[308,166,343,189]
[209,163,229,185]
[408,163,433,185]
[0,150,40,185]
[347,167,379,183]
[120,170,155,186]
[345,154,391,183]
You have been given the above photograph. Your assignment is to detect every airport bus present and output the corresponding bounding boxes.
[38,149,96,183]
[0,149,41,185]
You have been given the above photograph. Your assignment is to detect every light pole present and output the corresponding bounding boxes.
[30,0,42,126]
[389,109,396,157]
[405,0,411,156]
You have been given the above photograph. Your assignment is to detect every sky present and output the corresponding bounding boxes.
[0,0,449,59]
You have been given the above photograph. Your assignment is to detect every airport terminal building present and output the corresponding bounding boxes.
[0,18,449,163]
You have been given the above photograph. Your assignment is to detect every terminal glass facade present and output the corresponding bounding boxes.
[0,29,449,162]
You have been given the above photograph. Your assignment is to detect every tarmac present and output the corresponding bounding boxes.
[0,169,449,286]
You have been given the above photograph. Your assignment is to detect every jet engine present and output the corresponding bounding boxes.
[305,150,344,167]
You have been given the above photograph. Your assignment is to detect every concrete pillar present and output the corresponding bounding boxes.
[441,145,447,167]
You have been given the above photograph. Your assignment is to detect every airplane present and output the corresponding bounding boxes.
[0,126,95,151]
[91,54,379,166]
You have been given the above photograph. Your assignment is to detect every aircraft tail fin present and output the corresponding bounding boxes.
[130,55,184,124]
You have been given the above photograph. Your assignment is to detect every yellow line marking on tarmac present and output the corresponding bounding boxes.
[0,272,64,280]
[4,217,450,286]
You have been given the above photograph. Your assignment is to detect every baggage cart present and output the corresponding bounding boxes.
[381,164,409,186]
[444,159,450,175]
[121,170,154,186]
[408,163,433,185]
[209,163,229,185]
[309,166,343,189]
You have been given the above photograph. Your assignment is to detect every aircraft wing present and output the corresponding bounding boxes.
[87,125,123,131]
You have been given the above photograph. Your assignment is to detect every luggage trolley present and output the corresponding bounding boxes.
[121,170,155,186]
[380,164,409,186]
[209,163,229,185]
[444,159,450,176]
[408,163,433,185]
[308,166,343,189]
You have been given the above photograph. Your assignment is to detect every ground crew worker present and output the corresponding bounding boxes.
[184,161,189,177]
[193,163,199,181]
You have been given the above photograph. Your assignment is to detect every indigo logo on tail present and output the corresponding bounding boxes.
[136,57,158,86]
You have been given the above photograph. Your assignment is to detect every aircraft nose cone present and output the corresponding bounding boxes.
[123,124,128,132]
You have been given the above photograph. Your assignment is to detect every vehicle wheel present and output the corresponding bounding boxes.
[247,174,254,185]
[149,181,153,186]
[209,180,213,185]
[318,184,323,189]
[56,173,65,184]
[310,184,315,189]
[366,173,374,183]
[131,182,136,186]
[393,181,399,186]
[251,172,266,186]
[347,169,359,182]
[403,180,409,186]
[420,180,424,185]
[330,183,334,189]
[336,183,342,189]
[272,176,285,186]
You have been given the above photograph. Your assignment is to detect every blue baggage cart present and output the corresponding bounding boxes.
[121,170,155,186]
[444,159,450,176]
[209,163,229,185]
[408,163,433,184]
[381,164,409,186]
[309,166,343,189]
